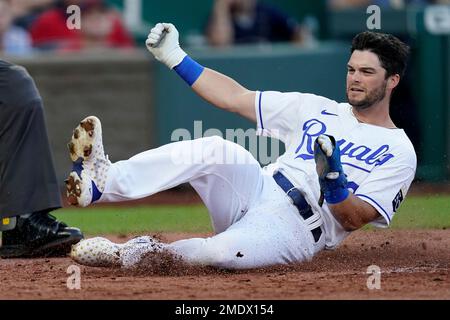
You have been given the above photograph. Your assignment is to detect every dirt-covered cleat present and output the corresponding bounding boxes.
[70,236,166,268]
[119,236,165,269]
[70,237,121,267]
[68,116,99,162]
[66,116,111,207]
[65,171,95,207]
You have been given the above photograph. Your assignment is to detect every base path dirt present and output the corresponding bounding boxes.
[0,229,449,300]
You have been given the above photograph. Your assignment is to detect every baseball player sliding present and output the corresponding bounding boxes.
[68,23,416,269]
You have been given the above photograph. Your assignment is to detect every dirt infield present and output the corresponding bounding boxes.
[0,229,448,300]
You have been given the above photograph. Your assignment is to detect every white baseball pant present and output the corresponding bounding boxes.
[99,136,324,269]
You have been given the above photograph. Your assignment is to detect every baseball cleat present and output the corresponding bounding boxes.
[66,116,111,207]
[70,236,165,268]
[70,237,121,267]
[120,236,165,269]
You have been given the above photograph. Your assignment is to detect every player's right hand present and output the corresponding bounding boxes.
[145,23,187,69]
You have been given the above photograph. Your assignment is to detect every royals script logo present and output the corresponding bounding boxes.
[294,119,394,171]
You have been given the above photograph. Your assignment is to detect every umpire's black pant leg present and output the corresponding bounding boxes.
[0,65,62,218]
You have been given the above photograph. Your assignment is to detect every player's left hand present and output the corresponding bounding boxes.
[314,134,349,206]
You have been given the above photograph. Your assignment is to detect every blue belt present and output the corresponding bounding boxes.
[273,172,322,242]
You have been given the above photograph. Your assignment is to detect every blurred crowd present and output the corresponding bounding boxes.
[0,0,135,56]
[329,0,450,10]
[206,0,309,47]
[0,0,313,57]
[1,0,448,57]
[205,0,448,48]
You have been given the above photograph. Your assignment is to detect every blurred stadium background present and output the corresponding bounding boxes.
[1,0,449,233]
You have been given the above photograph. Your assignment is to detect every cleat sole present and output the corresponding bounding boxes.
[66,172,81,206]
[67,116,101,162]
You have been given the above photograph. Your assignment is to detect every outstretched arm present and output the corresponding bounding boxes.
[191,69,256,121]
[146,23,256,122]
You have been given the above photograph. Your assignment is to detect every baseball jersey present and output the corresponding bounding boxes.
[254,91,417,249]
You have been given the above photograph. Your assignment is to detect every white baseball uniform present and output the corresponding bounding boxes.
[97,91,417,269]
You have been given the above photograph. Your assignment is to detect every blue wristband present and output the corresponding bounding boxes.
[322,176,350,204]
[174,55,205,86]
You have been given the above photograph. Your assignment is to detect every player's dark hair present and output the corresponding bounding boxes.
[351,31,410,78]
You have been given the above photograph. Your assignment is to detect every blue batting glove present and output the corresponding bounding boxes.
[314,135,349,206]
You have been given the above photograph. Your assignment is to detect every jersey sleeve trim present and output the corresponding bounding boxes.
[253,90,290,142]
[255,91,281,139]
[355,193,391,225]
[258,91,264,130]
[255,91,265,136]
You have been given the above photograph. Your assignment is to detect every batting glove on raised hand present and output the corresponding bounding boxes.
[314,134,349,206]
[146,23,187,69]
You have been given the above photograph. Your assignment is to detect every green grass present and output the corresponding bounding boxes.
[53,196,450,235]
[389,195,450,229]
[54,205,212,235]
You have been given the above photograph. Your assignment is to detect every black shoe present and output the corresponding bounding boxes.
[0,212,83,258]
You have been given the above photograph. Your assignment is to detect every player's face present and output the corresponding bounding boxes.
[346,50,388,110]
